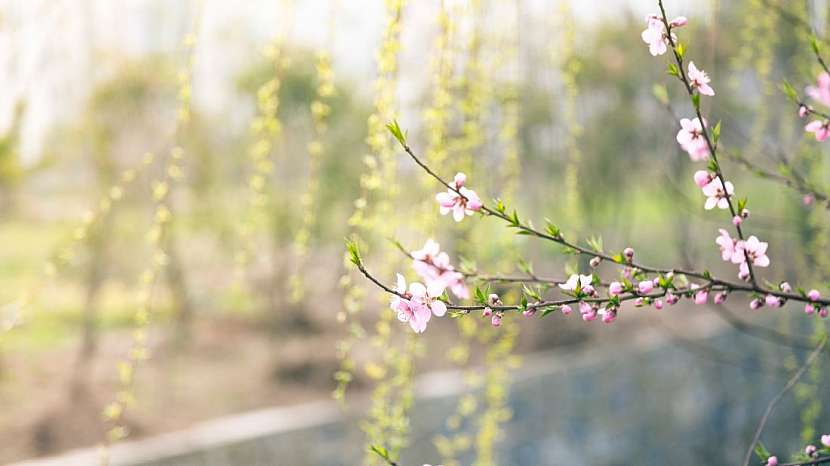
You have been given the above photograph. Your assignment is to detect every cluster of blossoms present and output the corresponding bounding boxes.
[714,228,769,280]
[803,72,830,141]
[390,239,471,333]
[641,14,687,56]
[435,172,482,222]
[763,434,830,465]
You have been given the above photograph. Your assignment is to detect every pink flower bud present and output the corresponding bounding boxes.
[732,215,742,226]
[491,313,502,327]
[765,294,781,308]
[799,104,810,118]
[750,298,763,310]
[635,297,645,306]
[601,308,617,323]
[808,289,821,301]
[714,292,727,304]
[608,281,623,296]
[561,304,572,316]
[693,170,712,188]
[666,292,679,305]
[453,172,466,188]
[582,284,596,296]
[623,266,633,279]
[806,445,817,457]
[779,282,792,293]
[694,290,708,305]
[579,301,592,315]
[488,293,502,306]
[821,434,830,447]
[738,269,750,281]
[805,304,816,315]
[638,280,654,294]
[670,16,688,27]
[589,256,602,268]
[821,308,829,318]
[467,198,483,212]
[523,307,537,317]
[483,307,493,317]
[804,194,815,205]
[654,299,664,310]
[766,456,778,466]
[623,247,635,262]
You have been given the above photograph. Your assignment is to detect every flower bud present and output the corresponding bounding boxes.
[491,313,502,327]
[483,307,493,317]
[608,281,623,296]
[821,308,829,318]
[694,290,709,305]
[714,292,727,304]
[453,172,466,188]
[779,282,792,293]
[804,194,815,205]
[693,170,712,188]
[560,304,572,316]
[623,247,635,263]
[740,208,750,219]
[766,456,778,466]
[634,297,645,306]
[589,256,602,268]
[523,307,537,317]
[669,16,688,27]
[750,298,763,310]
[799,104,810,118]
[765,294,781,308]
[806,445,817,457]
[601,307,617,323]
[805,304,816,315]
[732,215,742,226]
[808,289,821,301]
[654,299,664,310]
[666,292,679,305]
[738,269,750,281]
[638,280,654,294]
[821,434,830,447]
[488,293,502,306]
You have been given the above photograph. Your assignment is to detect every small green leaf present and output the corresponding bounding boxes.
[345,237,361,266]
[369,445,392,462]
[675,42,685,58]
[780,80,798,102]
[667,63,679,77]
[811,36,821,56]
[712,120,721,146]
[753,441,771,462]
[691,93,701,110]
[474,286,485,304]
[385,120,407,147]
[545,218,561,238]
[541,306,559,317]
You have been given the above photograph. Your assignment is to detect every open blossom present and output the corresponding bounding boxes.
[806,72,830,107]
[765,456,778,466]
[641,15,685,56]
[638,280,654,294]
[600,307,617,323]
[390,274,434,333]
[806,120,830,141]
[559,274,594,293]
[688,61,714,96]
[765,294,782,308]
[715,229,740,262]
[411,239,469,299]
[734,236,770,267]
[608,281,623,296]
[821,433,830,447]
[436,172,482,222]
[702,178,734,210]
[676,117,710,160]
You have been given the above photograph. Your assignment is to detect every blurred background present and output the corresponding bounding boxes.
[0,0,829,465]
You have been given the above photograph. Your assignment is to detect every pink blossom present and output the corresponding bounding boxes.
[670,16,688,27]
[714,292,727,304]
[732,215,742,226]
[559,274,594,294]
[805,304,816,315]
[435,172,482,222]
[822,434,830,447]
[411,239,469,299]
[806,445,818,457]
[806,72,830,106]
[750,298,763,310]
[589,256,602,268]
[641,15,669,56]
[780,282,792,293]
[491,313,502,327]
[694,170,713,188]
[804,194,816,205]
[821,308,829,318]
[600,307,617,323]
[806,120,830,141]
[666,292,679,305]
[799,104,811,118]
[765,294,782,308]
[483,307,493,317]
[702,178,735,210]
[694,290,708,305]
[582,306,598,321]
[716,229,740,262]
[688,61,715,96]
[808,289,821,301]
[735,236,770,268]
[654,299,664,310]
[676,117,710,160]
[608,281,624,296]
[766,456,778,466]
[561,304,572,316]
[638,280,654,294]
[623,247,635,262]
[390,274,434,333]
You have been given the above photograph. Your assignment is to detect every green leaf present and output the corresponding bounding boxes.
[753,441,771,462]
[737,197,748,213]
[541,306,559,317]
[780,80,799,102]
[707,159,719,172]
[812,36,821,56]
[369,445,392,462]
[545,218,561,238]
[675,42,685,58]
[667,63,679,77]
[586,235,604,253]
[712,120,721,146]
[520,294,528,310]
[703,270,711,280]
[510,210,520,226]
[385,120,407,147]
[518,258,534,275]
[345,237,361,266]
[691,93,701,110]
[475,286,485,305]
[494,198,506,214]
